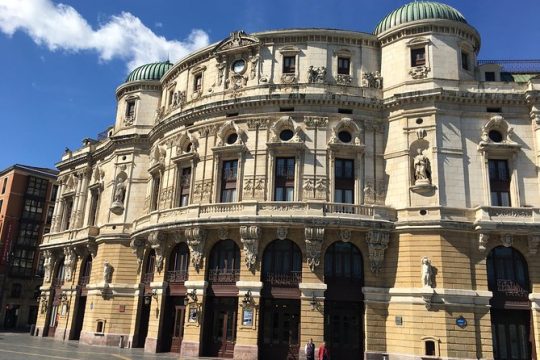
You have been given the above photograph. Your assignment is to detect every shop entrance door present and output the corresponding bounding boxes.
[203,297,237,358]
[324,301,363,360]
[170,305,185,353]
[491,309,531,360]
[259,299,300,360]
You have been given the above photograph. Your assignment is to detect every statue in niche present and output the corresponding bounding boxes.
[421,257,434,288]
[413,148,431,185]
[217,61,226,86]
[103,260,113,284]
[114,178,126,204]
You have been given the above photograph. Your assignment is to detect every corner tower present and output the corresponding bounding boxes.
[375,1,481,92]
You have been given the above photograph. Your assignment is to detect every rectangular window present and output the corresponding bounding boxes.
[17,222,40,247]
[88,190,100,226]
[0,199,3,213]
[1,178,7,194]
[194,74,202,92]
[179,167,191,207]
[220,160,238,203]
[461,51,470,71]
[489,159,511,206]
[274,157,295,201]
[151,175,161,211]
[337,57,351,75]
[485,72,496,81]
[126,101,135,117]
[335,158,354,204]
[10,248,36,278]
[46,205,54,225]
[26,177,48,199]
[50,185,58,202]
[282,56,296,74]
[168,89,174,105]
[63,197,74,230]
[411,47,426,67]
[22,199,44,221]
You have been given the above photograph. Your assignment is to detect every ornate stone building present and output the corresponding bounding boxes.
[36,2,540,359]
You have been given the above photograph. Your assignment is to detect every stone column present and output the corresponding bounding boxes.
[51,180,65,232]
[69,173,83,230]
[234,281,263,360]
[74,167,91,228]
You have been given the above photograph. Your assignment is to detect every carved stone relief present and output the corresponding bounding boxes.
[276,227,288,240]
[307,66,327,83]
[148,231,168,273]
[63,247,77,282]
[366,230,390,274]
[103,260,113,284]
[362,72,383,89]
[43,250,56,283]
[409,65,431,79]
[110,170,128,215]
[501,234,513,247]
[130,237,146,273]
[421,257,434,288]
[528,235,540,255]
[218,228,229,241]
[185,227,207,270]
[305,227,324,272]
[336,74,352,85]
[240,225,261,271]
[339,229,352,242]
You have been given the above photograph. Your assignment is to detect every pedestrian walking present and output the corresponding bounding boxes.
[318,341,330,360]
[305,338,315,360]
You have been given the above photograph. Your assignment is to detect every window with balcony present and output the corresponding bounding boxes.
[338,57,350,75]
[150,174,161,211]
[79,255,92,287]
[207,240,240,284]
[178,167,191,207]
[274,157,295,201]
[489,159,511,206]
[220,160,238,203]
[262,239,302,287]
[283,56,296,74]
[411,47,426,67]
[167,243,189,283]
[335,158,354,204]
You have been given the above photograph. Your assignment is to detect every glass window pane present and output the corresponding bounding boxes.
[286,187,294,201]
[500,192,510,207]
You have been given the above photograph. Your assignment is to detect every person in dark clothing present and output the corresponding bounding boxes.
[305,338,315,360]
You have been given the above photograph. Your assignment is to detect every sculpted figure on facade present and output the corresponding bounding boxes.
[308,66,327,83]
[103,260,113,284]
[366,230,390,274]
[110,175,127,214]
[43,250,55,283]
[363,71,383,89]
[240,225,261,271]
[148,231,167,273]
[185,227,207,271]
[130,237,145,273]
[421,257,434,288]
[413,148,431,185]
[63,247,77,281]
[305,227,324,272]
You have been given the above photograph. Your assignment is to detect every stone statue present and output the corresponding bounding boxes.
[308,66,317,83]
[421,257,433,288]
[413,148,431,184]
[217,61,226,86]
[103,260,113,284]
[316,66,327,83]
[114,178,126,204]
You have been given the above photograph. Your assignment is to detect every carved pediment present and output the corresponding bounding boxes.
[213,30,260,57]
[478,114,521,155]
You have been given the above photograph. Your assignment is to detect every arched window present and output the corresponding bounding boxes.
[324,241,363,283]
[207,240,240,284]
[167,243,189,283]
[79,255,92,286]
[54,259,65,286]
[143,250,156,284]
[262,239,302,286]
[487,246,530,298]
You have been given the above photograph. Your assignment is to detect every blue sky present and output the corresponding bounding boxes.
[0,0,539,171]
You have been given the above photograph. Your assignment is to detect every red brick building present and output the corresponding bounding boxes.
[0,164,57,330]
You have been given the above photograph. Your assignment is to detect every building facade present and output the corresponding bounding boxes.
[0,164,58,330]
[36,2,540,359]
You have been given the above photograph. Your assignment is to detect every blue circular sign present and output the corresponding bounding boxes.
[456,316,467,328]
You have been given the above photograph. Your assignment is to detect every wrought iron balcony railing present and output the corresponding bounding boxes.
[166,270,189,283]
[262,271,302,287]
[207,269,240,284]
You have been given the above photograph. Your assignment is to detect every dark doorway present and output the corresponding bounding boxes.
[135,250,155,348]
[203,297,238,358]
[487,246,533,360]
[259,298,300,360]
[45,258,65,337]
[71,255,91,340]
[71,296,86,340]
[324,241,364,360]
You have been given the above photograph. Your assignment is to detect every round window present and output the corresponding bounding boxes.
[338,130,352,143]
[279,129,294,141]
[488,130,503,143]
[226,133,238,145]
[232,59,246,74]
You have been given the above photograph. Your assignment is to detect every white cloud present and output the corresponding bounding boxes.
[0,0,210,70]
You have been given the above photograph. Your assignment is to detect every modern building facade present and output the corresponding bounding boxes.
[0,164,58,330]
[36,2,540,359]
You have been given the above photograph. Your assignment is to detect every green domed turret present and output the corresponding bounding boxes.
[374,1,467,35]
[125,61,173,83]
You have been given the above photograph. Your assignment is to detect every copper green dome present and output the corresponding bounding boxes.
[374,1,467,35]
[125,61,173,83]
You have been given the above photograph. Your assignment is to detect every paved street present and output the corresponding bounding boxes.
[0,332,222,360]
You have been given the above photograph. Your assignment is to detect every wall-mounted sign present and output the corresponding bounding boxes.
[242,308,254,326]
[188,305,198,323]
[456,316,467,328]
